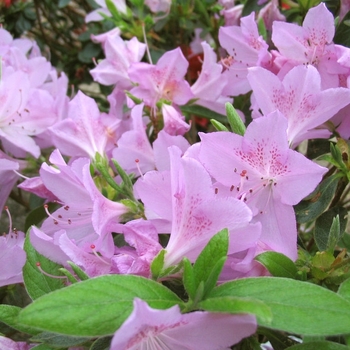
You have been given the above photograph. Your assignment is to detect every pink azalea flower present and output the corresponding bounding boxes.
[164,146,252,267]
[199,112,327,259]
[257,0,285,31]
[161,104,190,136]
[191,42,231,115]
[0,151,26,212]
[128,47,194,107]
[49,91,112,159]
[0,67,40,157]
[112,104,155,175]
[90,36,146,89]
[247,65,350,147]
[0,228,26,287]
[111,298,257,350]
[219,12,272,96]
[112,219,162,277]
[0,336,30,350]
[272,3,347,88]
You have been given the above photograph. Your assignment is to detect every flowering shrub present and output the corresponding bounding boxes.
[1,0,350,349]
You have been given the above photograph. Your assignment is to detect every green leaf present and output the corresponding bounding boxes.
[288,341,350,350]
[19,275,183,337]
[22,229,65,300]
[314,207,348,252]
[334,10,350,48]
[30,345,56,350]
[294,175,339,224]
[338,278,350,302]
[150,249,166,279]
[182,257,195,300]
[208,277,350,335]
[198,296,272,324]
[67,261,89,281]
[30,332,90,347]
[89,336,112,350]
[58,0,70,8]
[180,104,227,123]
[192,229,228,299]
[0,305,39,335]
[226,103,246,136]
[255,251,297,278]
[210,119,228,131]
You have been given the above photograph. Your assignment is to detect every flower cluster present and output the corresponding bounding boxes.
[2,1,350,349]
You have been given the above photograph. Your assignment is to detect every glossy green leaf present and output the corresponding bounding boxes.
[30,332,89,347]
[226,103,246,136]
[180,104,227,123]
[183,257,195,300]
[22,230,65,300]
[210,119,228,131]
[338,278,350,302]
[288,341,350,350]
[198,296,272,324]
[192,229,228,299]
[208,277,350,335]
[0,305,39,335]
[255,251,297,278]
[334,10,350,48]
[19,275,183,337]
[314,207,348,251]
[294,176,339,224]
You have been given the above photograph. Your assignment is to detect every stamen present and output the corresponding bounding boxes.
[36,262,67,279]
[142,23,153,65]
[90,244,110,265]
[13,169,30,180]
[44,204,71,225]
[92,57,98,66]
[4,206,13,235]
[135,159,144,178]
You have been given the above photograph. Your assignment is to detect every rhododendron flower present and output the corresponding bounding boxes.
[247,65,350,147]
[111,298,257,350]
[0,229,26,287]
[49,91,112,158]
[163,146,252,267]
[128,47,194,107]
[219,12,272,96]
[199,112,327,259]
[90,36,146,89]
[272,3,346,88]
[191,42,231,115]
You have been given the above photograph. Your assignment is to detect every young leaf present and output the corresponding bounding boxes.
[314,207,348,251]
[22,229,65,300]
[192,228,228,299]
[294,175,339,223]
[225,103,246,136]
[19,275,183,337]
[67,261,89,281]
[182,257,195,300]
[150,249,166,279]
[210,119,228,131]
[255,251,297,278]
[208,277,350,336]
[198,296,272,324]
